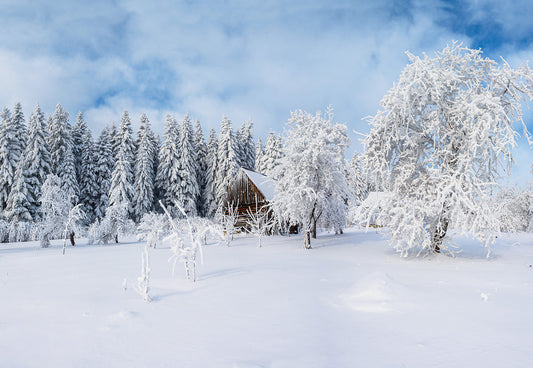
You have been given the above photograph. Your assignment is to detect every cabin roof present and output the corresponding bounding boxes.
[241,168,277,202]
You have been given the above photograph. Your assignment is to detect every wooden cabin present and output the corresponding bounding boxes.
[225,168,277,229]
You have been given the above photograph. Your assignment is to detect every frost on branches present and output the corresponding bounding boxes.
[272,108,350,249]
[362,43,533,256]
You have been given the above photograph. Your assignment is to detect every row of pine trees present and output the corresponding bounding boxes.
[0,102,284,226]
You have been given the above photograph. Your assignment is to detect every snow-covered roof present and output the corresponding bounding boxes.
[241,168,277,202]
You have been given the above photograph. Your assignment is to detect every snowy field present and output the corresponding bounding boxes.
[1,229,533,368]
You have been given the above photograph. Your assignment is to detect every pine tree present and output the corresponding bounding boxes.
[0,108,14,211]
[175,113,199,215]
[240,119,255,170]
[215,116,239,209]
[23,104,51,220]
[234,127,244,167]
[205,128,219,217]
[109,122,120,160]
[94,127,114,220]
[254,137,264,173]
[11,103,27,162]
[108,111,135,218]
[5,162,32,222]
[194,119,208,217]
[261,131,283,178]
[48,103,79,205]
[156,115,181,215]
[133,113,156,221]
[71,112,88,185]
[79,128,99,224]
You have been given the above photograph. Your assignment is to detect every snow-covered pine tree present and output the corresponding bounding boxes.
[0,108,14,212]
[348,151,367,205]
[272,108,350,248]
[194,119,208,217]
[363,43,533,255]
[259,131,283,178]
[108,111,135,218]
[71,112,89,186]
[234,126,244,168]
[240,119,255,170]
[152,134,162,210]
[175,113,199,216]
[156,115,181,215]
[5,161,33,222]
[22,104,51,220]
[11,103,27,163]
[109,122,120,160]
[94,127,114,220]
[48,103,79,205]
[205,128,219,217]
[254,137,264,173]
[133,113,156,221]
[215,116,240,209]
[79,128,99,224]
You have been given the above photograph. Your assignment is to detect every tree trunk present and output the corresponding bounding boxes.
[69,232,75,246]
[304,230,312,249]
[115,234,119,243]
[311,219,317,239]
[431,217,449,253]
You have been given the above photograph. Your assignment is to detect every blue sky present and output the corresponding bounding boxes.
[1,0,533,183]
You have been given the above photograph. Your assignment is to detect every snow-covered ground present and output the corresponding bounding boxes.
[1,229,532,368]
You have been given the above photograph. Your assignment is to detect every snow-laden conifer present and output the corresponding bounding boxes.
[11,103,27,163]
[240,119,255,170]
[23,104,51,220]
[362,43,533,255]
[5,162,32,222]
[259,131,283,178]
[215,116,239,209]
[156,115,181,215]
[133,113,156,221]
[108,111,135,218]
[175,113,199,216]
[94,127,114,220]
[0,108,15,211]
[205,128,219,217]
[254,138,264,173]
[79,129,99,224]
[194,119,208,217]
[71,112,88,185]
[272,108,350,249]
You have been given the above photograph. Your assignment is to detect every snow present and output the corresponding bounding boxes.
[242,168,277,202]
[1,229,533,367]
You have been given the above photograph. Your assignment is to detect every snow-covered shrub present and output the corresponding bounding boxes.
[214,202,239,246]
[494,186,533,232]
[87,204,135,245]
[0,220,11,242]
[136,244,151,302]
[245,204,274,248]
[136,212,170,248]
[363,42,533,256]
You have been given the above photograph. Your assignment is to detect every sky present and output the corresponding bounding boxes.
[1,0,533,184]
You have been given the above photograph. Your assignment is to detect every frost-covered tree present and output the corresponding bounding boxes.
[0,108,15,211]
[71,112,89,185]
[5,163,32,222]
[156,115,181,215]
[254,137,264,173]
[39,174,74,247]
[240,119,255,170]
[175,113,199,216]
[108,111,135,218]
[133,113,156,221]
[11,103,27,162]
[194,119,208,216]
[272,108,350,249]
[348,151,367,205]
[48,103,79,205]
[79,128,99,224]
[94,127,114,220]
[205,128,219,217]
[363,43,533,255]
[259,131,283,178]
[109,123,120,160]
[215,116,240,209]
[23,104,51,220]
